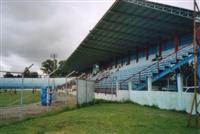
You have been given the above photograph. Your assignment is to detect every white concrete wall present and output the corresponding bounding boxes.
[77,79,95,105]
[95,89,200,114]
[95,90,129,101]
[130,91,200,114]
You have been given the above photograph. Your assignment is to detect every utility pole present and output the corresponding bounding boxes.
[50,53,57,73]
[46,53,58,107]
[21,64,34,106]
[187,0,200,128]
[65,70,76,105]
[19,64,34,118]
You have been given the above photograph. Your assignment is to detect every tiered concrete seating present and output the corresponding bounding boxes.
[94,43,193,92]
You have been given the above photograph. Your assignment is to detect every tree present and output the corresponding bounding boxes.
[24,71,39,78]
[24,68,31,78]
[4,72,14,78]
[3,71,38,78]
[30,72,39,78]
[56,60,66,77]
[40,59,66,77]
[16,74,22,78]
[41,59,58,76]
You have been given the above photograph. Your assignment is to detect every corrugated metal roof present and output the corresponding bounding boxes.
[63,0,196,74]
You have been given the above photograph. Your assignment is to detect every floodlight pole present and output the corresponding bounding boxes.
[19,64,34,118]
[46,67,60,106]
[62,70,76,105]
[21,73,24,106]
[20,64,34,107]
[188,0,199,128]
[65,70,76,92]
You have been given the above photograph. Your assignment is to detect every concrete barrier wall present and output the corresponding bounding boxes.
[130,91,200,114]
[94,89,200,114]
[95,90,129,101]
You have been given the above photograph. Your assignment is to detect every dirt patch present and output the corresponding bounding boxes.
[0,94,77,124]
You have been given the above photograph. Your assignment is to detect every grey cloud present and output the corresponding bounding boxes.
[1,0,114,73]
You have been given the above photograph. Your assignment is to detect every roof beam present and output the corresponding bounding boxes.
[74,50,112,59]
[82,42,126,54]
[81,45,124,55]
[90,31,146,44]
[65,54,107,71]
[91,33,149,46]
[100,21,158,39]
[102,19,169,35]
[95,27,153,40]
[84,42,128,53]
[110,10,191,33]
[123,0,193,19]
[70,57,109,71]
[86,37,138,48]
[78,46,117,57]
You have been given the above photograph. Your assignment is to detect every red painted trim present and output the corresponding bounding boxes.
[159,43,162,56]
[121,56,123,66]
[136,48,139,63]
[115,56,118,68]
[174,33,179,52]
[146,45,149,60]
[174,33,179,61]
[127,50,131,65]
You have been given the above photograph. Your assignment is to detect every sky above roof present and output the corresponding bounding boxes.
[0,0,195,76]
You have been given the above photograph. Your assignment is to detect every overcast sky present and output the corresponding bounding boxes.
[0,0,195,75]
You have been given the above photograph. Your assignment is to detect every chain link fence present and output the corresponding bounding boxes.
[0,77,76,125]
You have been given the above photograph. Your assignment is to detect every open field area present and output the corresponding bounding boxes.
[0,90,39,107]
[0,103,199,134]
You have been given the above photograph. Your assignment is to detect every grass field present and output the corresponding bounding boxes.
[0,103,199,134]
[0,90,40,107]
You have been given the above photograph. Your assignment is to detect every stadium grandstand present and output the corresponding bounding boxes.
[63,0,200,113]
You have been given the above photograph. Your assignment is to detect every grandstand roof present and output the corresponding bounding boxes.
[63,0,196,74]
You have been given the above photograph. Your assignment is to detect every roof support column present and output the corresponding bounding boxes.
[146,45,149,60]
[128,80,132,100]
[159,38,162,57]
[136,48,139,63]
[147,76,153,92]
[128,50,131,65]
[115,56,118,68]
[174,32,180,62]
[177,73,183,110]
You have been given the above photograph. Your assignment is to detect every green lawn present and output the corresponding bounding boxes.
[0,103,199,134]
[0,90,39,107]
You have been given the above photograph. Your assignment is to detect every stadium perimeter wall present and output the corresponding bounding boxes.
[77,79,95,105]
[95,90,129,101]
[130,91,200,114]
[94,90,200,114]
